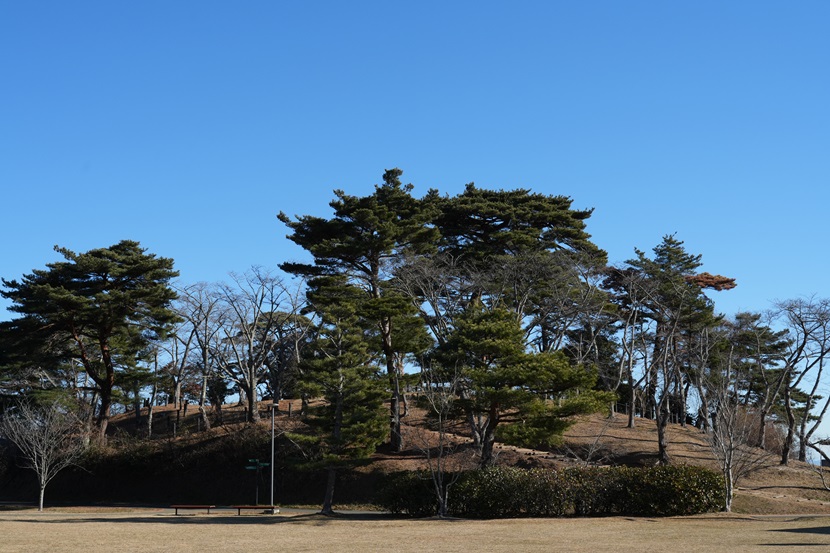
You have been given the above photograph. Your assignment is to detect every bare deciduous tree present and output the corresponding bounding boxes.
[706,347,775,512]
[412,365,475,517]
[774,297,830,464]
[211,268,307,423]
[0,402,86,511]
[175,281,228,429]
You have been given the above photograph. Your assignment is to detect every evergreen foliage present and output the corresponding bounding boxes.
[287,276,387,514]
[434,305,612,466]
[279,169,437,451]
[0,241,179,440]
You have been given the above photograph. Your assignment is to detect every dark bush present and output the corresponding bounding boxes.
[376,465,724,518]
[567,467,620,515]
[522,468,572,517]
[375,471,439,517]
[451,466,526,518]
[614,465,725,516]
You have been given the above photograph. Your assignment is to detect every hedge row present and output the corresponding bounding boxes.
[377,465,725,518]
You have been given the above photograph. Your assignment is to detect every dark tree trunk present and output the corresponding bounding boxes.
[242,383,259,423]
[756,408,768,449]
[781,385,795,466]
[320,467,337,515]
[381,317,404,452]
[389,390,402,452]
[478,407,500,468]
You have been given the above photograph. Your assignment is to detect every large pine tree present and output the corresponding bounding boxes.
[618,235,734,463]
[0,240,179,440]
[289,277,387,514]
[279,168,437,451]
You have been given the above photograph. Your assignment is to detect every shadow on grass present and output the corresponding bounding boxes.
[755,524,830,547]
[771,525,830,535]
[0,511,408,526]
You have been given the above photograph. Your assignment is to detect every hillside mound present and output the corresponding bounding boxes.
[6,402,824,514]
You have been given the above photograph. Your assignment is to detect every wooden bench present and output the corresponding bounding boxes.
[230,505,280,515]
[170,504,215,515]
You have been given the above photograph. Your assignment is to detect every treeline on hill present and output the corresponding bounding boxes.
[1,168,830,514]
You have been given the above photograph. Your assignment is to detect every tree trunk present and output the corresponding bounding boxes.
[243,383,259,423]
[147,404,155,438]
[382,317,404,452]
[197,374,211,431]
[781,386,795,465]
[680,381,690,428]
[756,408,768,449]
[320,467,337,515]
[38,484,45,512]
[437,483,449,518]
[213,401,224,425]
[173,378,183,410]
[723,465,734,512]
[656,403,671,465]
[389,390,402,452]
[478,408,500,468]
[97,389,112,442]
[147,367,158,438]
[96,338,117,442]
[133,395,142,427]
[697,393,710,432]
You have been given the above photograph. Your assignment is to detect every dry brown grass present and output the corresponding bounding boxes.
[1,509,829,553]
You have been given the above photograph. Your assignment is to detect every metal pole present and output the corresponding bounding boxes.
[270,403,276,512]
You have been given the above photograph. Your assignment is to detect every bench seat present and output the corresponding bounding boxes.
[170,504,215,515]
[230,505,280,515]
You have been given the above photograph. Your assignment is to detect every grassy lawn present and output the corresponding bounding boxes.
[0,510,828,553]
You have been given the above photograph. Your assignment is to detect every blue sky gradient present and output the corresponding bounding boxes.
[2,2,828,320]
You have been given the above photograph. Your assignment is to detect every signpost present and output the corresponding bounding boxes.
[244,458,269,505]
[241,404,278,514]
[242,403,277,514]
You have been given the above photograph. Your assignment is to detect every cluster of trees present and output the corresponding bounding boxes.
[2,169,830,513]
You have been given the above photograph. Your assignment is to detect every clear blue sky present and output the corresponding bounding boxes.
[2,1,829,321]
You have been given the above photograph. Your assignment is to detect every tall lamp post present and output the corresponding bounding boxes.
[270,402,277,514]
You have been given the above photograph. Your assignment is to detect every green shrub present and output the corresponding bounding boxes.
[615,465,725,516]
[523,468,572,517]
[376,465,724,518]
[375,471,437,517]
[451,466,526,518]
[566,467,620,515]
